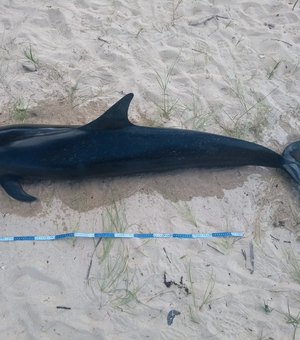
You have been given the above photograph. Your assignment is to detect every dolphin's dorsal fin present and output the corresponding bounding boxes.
[82,93,134,130]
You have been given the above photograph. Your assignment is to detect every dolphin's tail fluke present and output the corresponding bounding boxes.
[282,141,300,185]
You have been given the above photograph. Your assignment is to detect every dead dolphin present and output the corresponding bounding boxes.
[0,93,299,202]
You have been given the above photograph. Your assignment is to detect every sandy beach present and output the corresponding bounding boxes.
[0,0,300,339]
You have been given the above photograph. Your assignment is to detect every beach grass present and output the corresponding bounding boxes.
[90,200,142,310]
[23,45,39,69]
[276,303,300,340]
[173,201,199,229]
[283,304,300,340]
[170,0,183,26]
[218,79,276,140]
[284,247,300,284]
[11,97,28,122]
[188,263,216,323]
[153,55,181,120]
[181,93,214,131]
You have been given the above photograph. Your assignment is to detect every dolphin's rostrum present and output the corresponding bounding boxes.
[0,93,299,202]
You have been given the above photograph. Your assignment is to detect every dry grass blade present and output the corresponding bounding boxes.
[171,0,183,26]
[153,55,180,120]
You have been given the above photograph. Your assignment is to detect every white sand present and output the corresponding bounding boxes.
[0,0,300,339]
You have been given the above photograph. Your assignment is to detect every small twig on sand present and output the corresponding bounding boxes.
[292,0,299,10]
[135,27,144,38]
[268,60,281,79]
[86,238,102,280]
[270,234,280,242]
[97,37,109,44]
[190,15,229,26]
[163,247,172,263]
[241,249,247,268]
[207,243,225,255]
[56,306,71,310]
[249,241,254,274]
[192,48,202,53]
[271,39,292,47]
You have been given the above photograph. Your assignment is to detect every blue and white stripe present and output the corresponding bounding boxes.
[0,231,244,242]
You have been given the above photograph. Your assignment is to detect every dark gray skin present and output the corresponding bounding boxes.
[0,93,299,202]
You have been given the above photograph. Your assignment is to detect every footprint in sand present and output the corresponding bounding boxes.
[48,8,72,39]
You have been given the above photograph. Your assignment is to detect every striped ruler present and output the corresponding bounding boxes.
[0,231,244,242]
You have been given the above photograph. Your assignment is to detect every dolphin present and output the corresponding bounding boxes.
[0,93,299,202]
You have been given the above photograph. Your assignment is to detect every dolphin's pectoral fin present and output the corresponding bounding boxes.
[0,176,37,202]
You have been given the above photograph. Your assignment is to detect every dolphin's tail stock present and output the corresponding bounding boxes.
[282,141,300,185]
